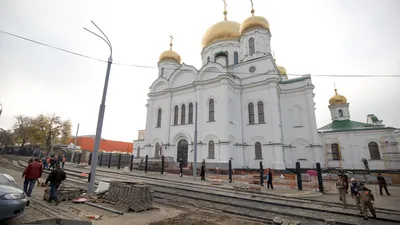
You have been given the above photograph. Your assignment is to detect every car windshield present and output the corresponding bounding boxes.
[0,174,16,186]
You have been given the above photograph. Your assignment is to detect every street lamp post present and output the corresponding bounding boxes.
[84,21,113,194]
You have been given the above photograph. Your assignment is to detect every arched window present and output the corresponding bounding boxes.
[249,38,255,55]
[157,108,162,127]
[209,99,215,121]
[338,109,343,117]
[181,104,186,125]
[207,56,210,62]
[234,52,239,64]
[255,142,262,159]
[137,147,140,158]
[257,101,265,123]
[188,103,193,124]
[174,106,179,125]
[331,143,341,160]
[368,142,380,160]
[155,143,160,157]
[248,103,255,124]
[160,67,165,76]
[208,140,215,159]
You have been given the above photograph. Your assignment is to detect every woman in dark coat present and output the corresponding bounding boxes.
[200,159,206,180]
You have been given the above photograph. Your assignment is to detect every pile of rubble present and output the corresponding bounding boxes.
[98,180,154,212]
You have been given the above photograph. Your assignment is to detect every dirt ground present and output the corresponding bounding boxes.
[0,156,266,225]
[148,211,265,225]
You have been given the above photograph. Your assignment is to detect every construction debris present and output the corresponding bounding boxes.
[99,180,154,212]
[43,187,84,202]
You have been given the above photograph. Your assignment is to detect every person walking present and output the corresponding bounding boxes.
[350,178,362,214]
[266,168,273,190]
[22,158,43,197]
[360,184,377,220]
[61,155,66,169]
[200,159,206,181]
[376,173,390,196]
[45,164,66,205]
[179,158,184,177]
[336,175,347,208]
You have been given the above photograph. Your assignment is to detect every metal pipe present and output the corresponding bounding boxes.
[85,202,123,215]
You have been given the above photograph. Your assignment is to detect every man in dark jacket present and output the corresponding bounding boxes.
[22,158,43,197]
[266,168,273,189]
[45,164,66,205]
[200,159,206,181]
[376,173,390,195]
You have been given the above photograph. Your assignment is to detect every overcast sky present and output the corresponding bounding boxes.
[0,0,399,143]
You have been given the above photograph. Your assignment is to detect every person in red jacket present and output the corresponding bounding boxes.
[22,158,43,197]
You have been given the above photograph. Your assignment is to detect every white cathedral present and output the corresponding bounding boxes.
[134,7,400,171]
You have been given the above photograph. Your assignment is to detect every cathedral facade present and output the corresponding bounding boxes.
[133,7,400,171]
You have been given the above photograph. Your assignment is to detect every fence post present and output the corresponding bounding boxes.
[259,161,264,186]
[145,155,148,173]
[228,160,232,183]
[88,153,92,166]
[130,154,134,171]
[108,153,112,168]
[161,155,165,175]
[117,154,122,170]
[99,153,103,167]
[296,161,302,190]
[77,153,81,164]
[317,162,324,192]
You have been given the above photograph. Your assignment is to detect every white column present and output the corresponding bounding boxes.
[195,85,202,163]
[268,84,285,169]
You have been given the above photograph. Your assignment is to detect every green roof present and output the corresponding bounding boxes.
[318,119,394,133]
[279,76,308,84]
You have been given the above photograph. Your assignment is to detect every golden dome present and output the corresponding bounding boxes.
[159,37,181,64]
[239,9,270,35]
[159,50,181,64]
[329,89,347,105]
[277,66,287,76]
[202,20,240,48]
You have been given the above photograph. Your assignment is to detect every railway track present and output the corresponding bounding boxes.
[9,158,400,225]
[65,165,400,216]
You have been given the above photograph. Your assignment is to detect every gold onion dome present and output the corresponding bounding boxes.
[277,66,287,76]
[329,89,347,105]
[239,9,270,35]
[159,38,181,64]
[201,9,240,48]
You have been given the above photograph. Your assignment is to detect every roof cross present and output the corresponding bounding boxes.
[169,35,174,50]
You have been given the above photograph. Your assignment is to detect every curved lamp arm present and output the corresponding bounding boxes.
[0,103,3,116]
[84,21,112,58]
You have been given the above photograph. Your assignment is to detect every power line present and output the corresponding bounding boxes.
[1,29,400,78]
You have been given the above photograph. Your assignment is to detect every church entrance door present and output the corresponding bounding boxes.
[177,139,188,166]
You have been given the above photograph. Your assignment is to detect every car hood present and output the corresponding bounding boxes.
[0,184,24,196]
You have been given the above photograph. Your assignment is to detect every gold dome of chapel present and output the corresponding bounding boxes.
[201,9,240,48]
[329,89,347,105]
[159,37,181,64]
[239,9,270,35]
[277,65,287,76]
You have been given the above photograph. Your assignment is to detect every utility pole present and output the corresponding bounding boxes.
[71,123,80,162]
[193,102,198,180]
[84,21,113,194]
